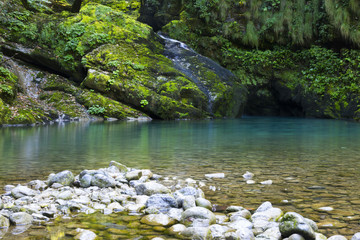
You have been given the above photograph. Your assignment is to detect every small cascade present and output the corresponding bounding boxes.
[4,57,44,99]
[158,33,238,114]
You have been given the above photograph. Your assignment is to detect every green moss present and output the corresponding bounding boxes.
[0,67,18,103]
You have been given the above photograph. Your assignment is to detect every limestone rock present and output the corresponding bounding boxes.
[146,194,177,209]
[48,170,74,186]
[181,207,216,227]
[11,186,37,199]
[140,214,176,226]
[279,212,315,240]
[195,198,212,210]
[0,215,10,228]
[135,182,170,195]
[10,212,33,225]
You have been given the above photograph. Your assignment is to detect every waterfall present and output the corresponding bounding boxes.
[4,57,43,99]
[158,33,238,114]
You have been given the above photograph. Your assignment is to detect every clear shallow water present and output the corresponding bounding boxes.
[1,117,360,238]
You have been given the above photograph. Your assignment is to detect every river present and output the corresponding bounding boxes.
[1,117,359,238]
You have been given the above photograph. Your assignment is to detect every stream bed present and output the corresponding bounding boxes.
[0,117,360,238]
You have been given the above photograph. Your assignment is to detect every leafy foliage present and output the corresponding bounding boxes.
[87,105,106,115]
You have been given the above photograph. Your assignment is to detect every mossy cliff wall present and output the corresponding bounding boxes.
[0,0,247,124]
[142,0,360,121]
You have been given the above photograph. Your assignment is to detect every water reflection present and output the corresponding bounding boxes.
[1,117,360,235]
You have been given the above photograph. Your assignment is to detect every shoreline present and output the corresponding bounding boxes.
[0,162,358,239]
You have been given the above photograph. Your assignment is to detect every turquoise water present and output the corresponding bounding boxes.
[1,117,360,237]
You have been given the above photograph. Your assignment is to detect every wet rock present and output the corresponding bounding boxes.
[279,212,315,240]
[256,227,281,240]
[181,207,216,227]
[195,197,212,210]
[315,233,327,240]
[9,212,33,225]
[183,195,196,210]
[174,187,205,199]
[205,173,225,179]
[48,170,74,186]
[317,207,333,212]
[168,223,186,237]
[207,224,229,239]
[75,228,97,240]
[247,180,256,184]
[140,213,176,226]
[135,182,170,195]
[107,202,124,212]
[146,194,177,210]
[231,226,255,240]
[226,206,246,213]
[230,210,252,221]
[252,207,283,222]
[304,218,318,232]
[57,190,73,200]
[126,170,143,181]
[91,173,116,188]
[352,233,360,240]
[109,161,128,173]
[79,174,92,188]
[27,180,47,190]
[228,216,253,230]
[124,203,145,212]
[167,208,183,221]
[307,186,325,190]
[328,236,347,240]
[181,226,209,239]
[0,215,10,228]
[288,234,306,240]
[11,186,37,199]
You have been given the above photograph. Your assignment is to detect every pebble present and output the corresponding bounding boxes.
[0,161,356,240]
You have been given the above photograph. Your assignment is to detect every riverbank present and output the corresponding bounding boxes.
[0,161,359,239]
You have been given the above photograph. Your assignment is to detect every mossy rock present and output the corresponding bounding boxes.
[0,66,18,103]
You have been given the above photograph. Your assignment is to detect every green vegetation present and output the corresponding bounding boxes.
[87,105,106,115]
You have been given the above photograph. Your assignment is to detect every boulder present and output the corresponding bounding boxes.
[91,173,116,188]
[228,217,253,230]
[146,194,177,210]
[167,223,186,237]
[182,195,196,210]
[207,224,229,239]
[135,182,170,195]
[352,233,360,240]
[195,198,212,210]
[11,186,37,199]
[279,212,315,240]
[181,207,216,227]
[9,212,33,225]
[0,215,9,228]
[256,227,282,240]
[48,170,74,186]
[181,226,209,239]
[140,214,176,226]
[174,187,205,199]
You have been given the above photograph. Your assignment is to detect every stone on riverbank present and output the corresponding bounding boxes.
[181,206,216,227]
[48,170,74,186]
[9,212,33,225]
[0,215,9,228]
[140,214,176,226]
[74,228,97,240]
[280,212,316,240]
[135,182,170,195]
[11,186,37,199]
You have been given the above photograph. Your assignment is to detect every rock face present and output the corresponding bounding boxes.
[48,170,74,186]
[0,0,247,124]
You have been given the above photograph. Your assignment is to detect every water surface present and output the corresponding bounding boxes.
[1,117,360,238]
